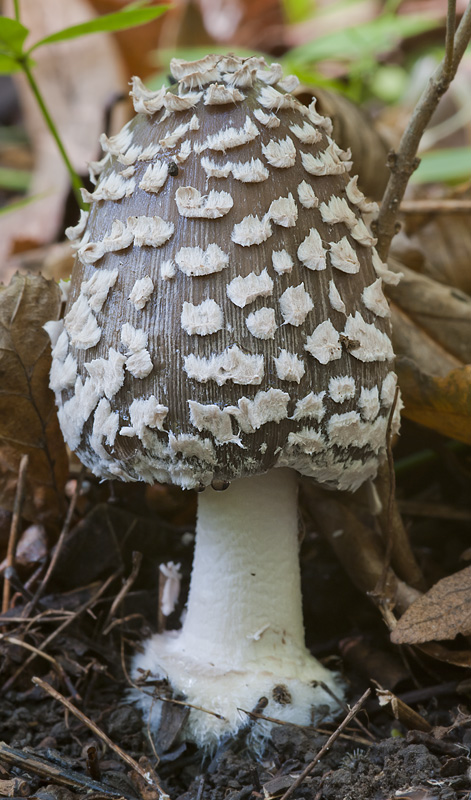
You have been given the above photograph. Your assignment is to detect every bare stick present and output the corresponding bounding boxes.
[24,468,84,616]
[1,570,119,693]
[279,689,371,800]
[102,551,142,634]
[400,199,471,213]
[32,676,170,799]
[2,454,29,616]
[375,0,471,260]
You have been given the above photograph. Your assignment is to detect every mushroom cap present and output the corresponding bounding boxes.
[52,55,398,491]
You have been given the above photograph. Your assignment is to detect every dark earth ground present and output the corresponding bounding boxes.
[1,419,471,800]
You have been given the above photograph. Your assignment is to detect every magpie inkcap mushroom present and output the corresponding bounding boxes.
[46,54,401,751]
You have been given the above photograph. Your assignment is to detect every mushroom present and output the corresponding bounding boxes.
[48,54,400,751]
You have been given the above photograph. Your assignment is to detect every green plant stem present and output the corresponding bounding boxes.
[21,60,86,211]
[13,0,20,21]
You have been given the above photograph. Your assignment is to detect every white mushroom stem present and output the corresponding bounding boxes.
[182,468,305,666]
[133,468,344,750]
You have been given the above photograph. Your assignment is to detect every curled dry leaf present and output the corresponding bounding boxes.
[384,258,471,444]
[391,565,471,645]
[396,359,471,445]
[0,273,68,524]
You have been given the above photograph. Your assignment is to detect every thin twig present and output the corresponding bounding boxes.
[400,199,471,213]
[32,677,170,799]
[375,0,471,259]
[445,0,457,73]
[1,570,120,693]
[24,469,84,617]
[279,689,371,800]
[2,454,29,616]
[102,551,142,635]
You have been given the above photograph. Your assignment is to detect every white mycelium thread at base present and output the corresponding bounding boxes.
[184,345,264,385]
[297,229,326,271]
[227,269,273,307]
[129,277,154,311]
[261,137,296,168]
[181,299,224,335]
[176,244,229,276]
[279,284,313,326]
[272,249,294,275]
[328,375,356,403]
[273,350,305,383]
[246,307,277,339]
[305,320,342,364]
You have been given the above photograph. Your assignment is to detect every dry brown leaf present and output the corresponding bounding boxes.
[0,0,127,282]
[387,261,471,366]
[396,358,471,445]
[391,565,471,645]
[407,210,471,296]
[0,273,68,524]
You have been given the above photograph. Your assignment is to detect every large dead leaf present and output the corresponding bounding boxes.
[384,258,471,444]
[0,0,127,282]
[0,273,68,524]
[391,566,471,645]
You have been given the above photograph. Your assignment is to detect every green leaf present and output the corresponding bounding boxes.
[282,0,314,24]
[0,166,30,191]
[285,13,438,67]
[412,148,471,184]
[0,15,28,56]
[0,52,21,74]
[28,3,167,53]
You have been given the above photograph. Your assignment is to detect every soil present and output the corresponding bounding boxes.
[1,419,471,800]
